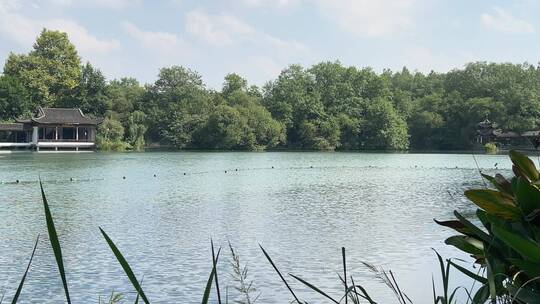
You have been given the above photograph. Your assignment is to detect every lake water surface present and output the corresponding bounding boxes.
[0,152,515,303]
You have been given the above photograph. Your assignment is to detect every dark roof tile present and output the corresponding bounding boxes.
[16,107,101,125]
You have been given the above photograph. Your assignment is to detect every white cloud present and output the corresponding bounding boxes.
[184,9,309,58]
[243,0,302,9]
[0,0,20,12]
[0,10,119,54]
[47,0,141,10]
[247,55,282,79]
[185,10,255,46]
[316,0,417,37]
[481,7,535,34]
[122,21,190,56]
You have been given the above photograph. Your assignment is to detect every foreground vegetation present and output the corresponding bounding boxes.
[2,150,540,303]
[2,29,540,151]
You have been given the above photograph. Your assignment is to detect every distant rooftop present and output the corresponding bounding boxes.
[16,107,101,125]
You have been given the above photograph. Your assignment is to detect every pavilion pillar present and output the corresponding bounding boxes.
[55,126,58,140]
[32,127,38,151]
[76,126,79,141]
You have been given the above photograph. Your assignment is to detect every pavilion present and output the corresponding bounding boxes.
[0,107,101,151]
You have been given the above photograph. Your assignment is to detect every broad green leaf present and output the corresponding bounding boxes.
[453,211,491,243]
[100,228,150,304]
[449,261,487,284]
[445,235,484,256]
[506,283,540,304]
[508,258,540,278]
[492,225,540,264]
[472,285,489,304]
[482,173,512,195]
[433,219,472,235]
[40,181,71,304]
[509,150,539,181]
[464,189,520,220]
[513,177,540,215]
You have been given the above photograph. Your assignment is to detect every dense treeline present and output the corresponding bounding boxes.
[1,29,540,151]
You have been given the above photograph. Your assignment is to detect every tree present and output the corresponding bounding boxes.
[222,73,248,97]
[125,111,147,151]
[143,66,211,144]
[3,29,81,107]
[96,117,129,151]
[361,98,409,150]
[196,104,248,149]
[106,78,145,113]
[62,62,108,115]
[0,75,32,121]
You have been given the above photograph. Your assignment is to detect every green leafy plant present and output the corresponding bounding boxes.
[484,143,498,154]
[436,150,540,303]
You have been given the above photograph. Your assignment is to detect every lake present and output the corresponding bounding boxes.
[0,151,513,303]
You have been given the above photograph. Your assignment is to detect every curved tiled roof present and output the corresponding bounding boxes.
[16,107,101,125]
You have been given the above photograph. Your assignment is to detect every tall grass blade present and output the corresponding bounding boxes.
[211,239,222,304]
[99,227,150,304]
[11,235,40,304]
[388,271,410,304]
[259,245,302,304]
[289,273,339,304]
[350,276,360,304]
[40,181,71,304]
[352,284,378,304]
[342,247,348,304]
[202,248,221,304]
[134,277,144,304]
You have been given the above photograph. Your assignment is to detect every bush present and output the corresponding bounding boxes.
[436,150,540,303]
[96,117,130,151]
[484,142,498,154]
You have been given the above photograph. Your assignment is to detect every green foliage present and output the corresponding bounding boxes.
[436,150,540,303]
[96,117,130,151]
[484,143,498,154]
[4,29,540,151]
[4,29,81,107]
[361,98,409,150]
[64,62,108,115]
[0,75,31,121]
[125,111,147,151]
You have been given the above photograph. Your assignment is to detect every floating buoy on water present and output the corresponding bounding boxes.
[16,179,19,183]
[183,173,186,176]
[235,168,238,171]
[70,177,74,182]
[153,174,157,177]
[122,176,126,180]
[224,170,227,173]
[271,166,274,169]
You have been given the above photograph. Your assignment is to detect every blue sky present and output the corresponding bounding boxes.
[0,0,539,89]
